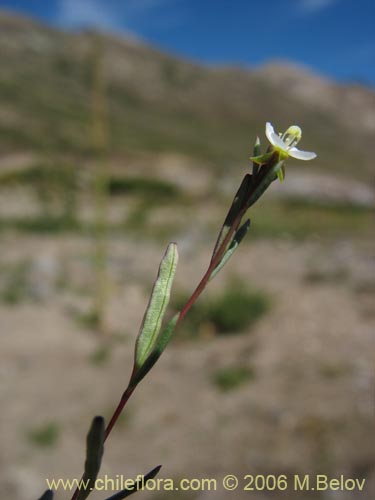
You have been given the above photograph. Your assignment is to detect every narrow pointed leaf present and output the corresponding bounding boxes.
[131,314,178,387]
[76,416,105,500]
[210,219,250,280]
[246,159,283,209]
[277,164,286,183]
[151,312,179,357]
[104,465,162,500]
[211,174,252,262]
[277,168,284,182]
[250,151,275,165]
[38,491,54,500]
[252,137,261,178]
[134,243,178,369]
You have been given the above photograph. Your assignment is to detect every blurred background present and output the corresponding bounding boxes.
[0,1,374,499]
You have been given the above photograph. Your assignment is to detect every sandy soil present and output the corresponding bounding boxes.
[0,230,374,500]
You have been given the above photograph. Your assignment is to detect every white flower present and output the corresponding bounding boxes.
[265,122,317,160]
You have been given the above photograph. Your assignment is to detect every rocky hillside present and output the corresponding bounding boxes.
[0,10,374,178]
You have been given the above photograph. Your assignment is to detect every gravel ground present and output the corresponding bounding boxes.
[0,232,373,500]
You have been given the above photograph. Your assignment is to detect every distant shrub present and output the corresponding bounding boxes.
[74,308,100,330]
[174,283,270,337]
[108,176,180,199]
[0,260,30,305]
[0,216,80,234]
[89,345,111,366]
[27,422,60,448]
[207,287,270,334]
[0,163,79,229]
[0,163,77,189]
[213,366,255,391]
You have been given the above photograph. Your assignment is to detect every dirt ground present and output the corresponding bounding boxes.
[0,228,374,500]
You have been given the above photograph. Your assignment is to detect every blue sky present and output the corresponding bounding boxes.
[1,0,374,85]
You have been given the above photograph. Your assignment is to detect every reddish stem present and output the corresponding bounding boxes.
[69,191,247,500]
[177,209,245,325]
[104,385,134,440]
[70,385,135,500]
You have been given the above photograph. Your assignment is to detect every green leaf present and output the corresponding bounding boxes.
[38,491,54,500]
[211,174,252,262]
[246,159,284,209]
[134,243,178,369]
[210,219,250,280]
[252,136,261,178]
[151,312,179,357]
[104,465,162,500]
[250,151,275,165]
[130,314,178,387]
[76,416,105,500]
[276,164,285,183]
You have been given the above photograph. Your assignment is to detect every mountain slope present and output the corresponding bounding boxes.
[0,10,374,178]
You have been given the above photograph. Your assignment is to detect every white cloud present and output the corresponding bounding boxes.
[298,0,339,13]
[57,0,181,31]
[57,0,120,30]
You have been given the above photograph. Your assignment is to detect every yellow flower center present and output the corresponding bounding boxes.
[281,125,302,149]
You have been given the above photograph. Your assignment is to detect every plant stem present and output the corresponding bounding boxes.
[69,166,273,500]
[177,209,245,325]
[177,163,278,326]
[104,385,135,440]
[90,206,245,456]
[69,387,134,500]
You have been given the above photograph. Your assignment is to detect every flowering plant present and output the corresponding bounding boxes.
[252,122,317,181]
[38,122,316,500]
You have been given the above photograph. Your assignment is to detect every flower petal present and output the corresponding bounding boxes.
[289,147,317,160]
[270,132,287,150]
[265,122,276,144]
